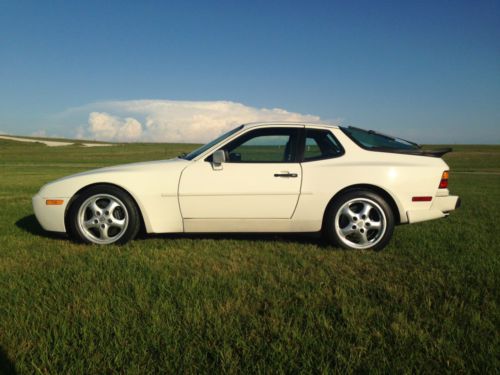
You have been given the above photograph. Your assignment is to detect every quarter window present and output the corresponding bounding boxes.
[302,129,344,161]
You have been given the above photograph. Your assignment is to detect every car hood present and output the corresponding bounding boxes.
[56,158,187,181]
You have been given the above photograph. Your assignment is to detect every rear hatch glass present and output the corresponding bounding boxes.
[341,126,451,157]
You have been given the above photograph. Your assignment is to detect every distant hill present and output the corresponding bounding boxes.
[0,134,113,147]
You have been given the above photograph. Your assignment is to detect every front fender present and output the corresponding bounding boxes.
[35,160,188,233]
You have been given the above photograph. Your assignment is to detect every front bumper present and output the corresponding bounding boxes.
[406,195,460,224]
[32,194,69,232]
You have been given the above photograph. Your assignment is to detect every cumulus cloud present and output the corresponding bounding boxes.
[68,100,325,143]
[88,112,143,142]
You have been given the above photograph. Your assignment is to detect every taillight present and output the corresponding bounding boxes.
[439,171,449,189]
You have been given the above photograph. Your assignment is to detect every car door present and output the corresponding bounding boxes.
[178,126,303,219]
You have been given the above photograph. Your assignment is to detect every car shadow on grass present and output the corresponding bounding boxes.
[15,214,332,248]
[0,346,16,375]
[145,231,330,247]
[15,215,66,240]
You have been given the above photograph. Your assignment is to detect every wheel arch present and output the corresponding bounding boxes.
[322,184,402,228]
[64,182,148,234]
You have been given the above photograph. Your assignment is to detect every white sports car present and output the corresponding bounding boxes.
[33,122,460,250]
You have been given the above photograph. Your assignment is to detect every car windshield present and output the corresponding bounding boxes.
[341,126,420,150]
[180,125,244,160]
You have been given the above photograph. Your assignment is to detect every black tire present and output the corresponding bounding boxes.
[323,189,395,251]
[67,184,141,245]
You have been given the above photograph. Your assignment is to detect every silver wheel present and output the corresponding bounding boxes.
[77,194,129,245]
[334,198,387,250]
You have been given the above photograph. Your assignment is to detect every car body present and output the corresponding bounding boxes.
[33,122,460,250]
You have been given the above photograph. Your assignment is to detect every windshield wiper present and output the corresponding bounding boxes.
[177,152,187,159]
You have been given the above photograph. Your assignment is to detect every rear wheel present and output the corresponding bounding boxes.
[324,190,395,250]
[67,185,140,245]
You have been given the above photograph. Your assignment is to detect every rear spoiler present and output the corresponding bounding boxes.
[419,148,453,157]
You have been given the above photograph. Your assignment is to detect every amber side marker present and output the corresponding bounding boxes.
[46,199,64,205]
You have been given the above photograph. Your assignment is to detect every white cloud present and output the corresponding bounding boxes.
[88,112,142,142]
[69,100,326,143]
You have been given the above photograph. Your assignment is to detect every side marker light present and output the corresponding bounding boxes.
[46,199,64,205]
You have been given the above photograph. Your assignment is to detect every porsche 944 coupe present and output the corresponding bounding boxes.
[33,122,460,250]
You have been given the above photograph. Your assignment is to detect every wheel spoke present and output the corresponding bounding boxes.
[99,225,109,240]
[341,205,357,220]
[368,221,382,229]
[105,200,119,215]
[360,203,372,218]
[110,218,126,229]
[83,217,98,229]
[89,200,101,215]
[358,231,369,245]
[340,226,356,237]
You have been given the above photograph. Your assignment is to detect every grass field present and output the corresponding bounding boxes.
[0,139,499,373]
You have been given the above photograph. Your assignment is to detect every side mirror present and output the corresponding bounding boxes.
[212,150,226,166]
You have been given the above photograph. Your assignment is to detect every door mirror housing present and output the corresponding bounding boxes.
[212,150,226,165]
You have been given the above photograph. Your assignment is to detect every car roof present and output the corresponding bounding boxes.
[242,121,340,129]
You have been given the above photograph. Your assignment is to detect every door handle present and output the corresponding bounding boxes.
[274,172,298,178]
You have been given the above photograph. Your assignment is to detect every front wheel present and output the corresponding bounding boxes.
[67,185,141,245]
[323,190,395,251]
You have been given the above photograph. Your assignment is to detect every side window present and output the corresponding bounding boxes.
[303,129,344,161]
[218,128,300,163]
[304,137,323,160]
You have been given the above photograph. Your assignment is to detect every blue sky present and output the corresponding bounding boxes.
[0,0,498,143]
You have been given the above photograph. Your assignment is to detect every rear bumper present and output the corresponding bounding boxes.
[406,195,460,224]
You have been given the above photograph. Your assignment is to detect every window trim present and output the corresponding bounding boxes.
[205,127,303,164]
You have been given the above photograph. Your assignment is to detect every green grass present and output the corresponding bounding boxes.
[0,139,499,373]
